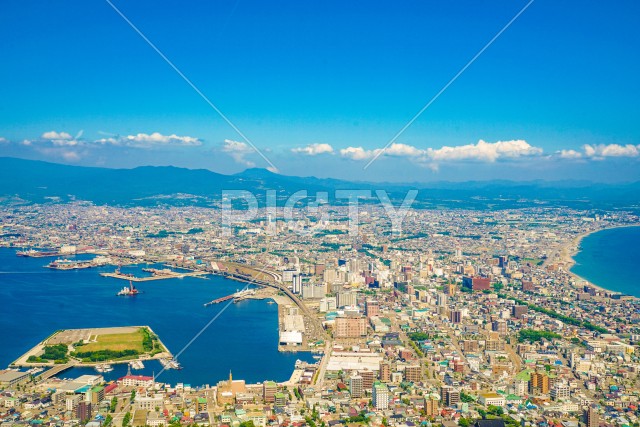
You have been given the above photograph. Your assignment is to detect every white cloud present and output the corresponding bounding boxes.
[0,137,7,144]
[340,140,543,168]
[40,130,82,146]
[42,131,72,140]
[425,139,542,162]
[557,149,583,159]
[291,143,334,156]
[555,143,640,160]
[96,132,201,148]
[384,143,423,157]
[340,146,377,160]
[583,143,639,158]
[222,139,255,167]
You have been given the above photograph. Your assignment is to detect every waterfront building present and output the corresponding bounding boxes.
[262,380,277,403]
[119,375,154,388]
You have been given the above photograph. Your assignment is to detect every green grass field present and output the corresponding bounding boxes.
[80,328,146,353]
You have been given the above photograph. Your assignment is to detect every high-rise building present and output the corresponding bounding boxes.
[365,300,380,317]
[336,291,357,307]
[372,382,390,409]
[292,273,302,294]
[349,374,363,398]
[360,369,374,390]
[76,401,92,421]
[440,386,460,407]
[404,365,421,383]
[425,395,439,417]
[263,381,277,403]
[550,385,570,401]
[512,305,528,318]
[462,276,491,291]
[314,263,325,276]
[450,310,462,324]
[586,406,599,427]
[529,372,550,395]
[437,292,448,307]
[334,316,367,338]
[379,362,390,382]
[444,283,457,296]
[492,320,507,334]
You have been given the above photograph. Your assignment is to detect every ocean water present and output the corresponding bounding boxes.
[571,226,640,298]
[0,248,313,385]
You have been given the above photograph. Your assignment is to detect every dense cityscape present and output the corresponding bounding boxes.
[2,2,639,427]
[0,202,638,427]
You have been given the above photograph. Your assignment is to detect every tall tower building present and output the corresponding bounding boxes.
[586,406,599,427]
[349,374,363,398]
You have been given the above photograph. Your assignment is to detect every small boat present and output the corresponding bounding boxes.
[95,364,113,373]
[117,281,141,296]
[129,360,145,370]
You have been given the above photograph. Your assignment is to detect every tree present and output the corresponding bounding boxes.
[478,409,487,419]
[110,397,118,412]
[104,415,113,427]
[130,390,136,402]
[459,418,470,427]
[239,422,255,427]
[122,412,131,427]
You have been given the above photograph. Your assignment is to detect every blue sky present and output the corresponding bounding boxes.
[0,0,639,182]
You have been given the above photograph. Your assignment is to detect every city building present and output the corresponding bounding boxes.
[372,382,390,409]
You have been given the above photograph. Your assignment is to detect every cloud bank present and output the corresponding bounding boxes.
[291,143,334,156]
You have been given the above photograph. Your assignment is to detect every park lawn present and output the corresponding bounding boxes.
[80,328,145,353]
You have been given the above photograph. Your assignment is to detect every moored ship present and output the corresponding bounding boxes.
[116,281,140,296]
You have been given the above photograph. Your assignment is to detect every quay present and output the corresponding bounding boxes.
[204,289,256,306]
[35,362,76,382]
[100,270,209,282]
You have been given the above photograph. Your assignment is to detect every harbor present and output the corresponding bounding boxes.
[100,268,209,282]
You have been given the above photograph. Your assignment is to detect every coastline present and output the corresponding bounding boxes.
[562,224,640,296]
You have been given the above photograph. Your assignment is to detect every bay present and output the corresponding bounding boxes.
[0,248,313,385]
[571,226,640,298]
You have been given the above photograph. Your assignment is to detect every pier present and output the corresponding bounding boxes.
[100,270,209,282]
[204,294,235,306]
[204,289,256,306]
[35,362,76,382]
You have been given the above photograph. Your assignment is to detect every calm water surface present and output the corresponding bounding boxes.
[0,248,313,385]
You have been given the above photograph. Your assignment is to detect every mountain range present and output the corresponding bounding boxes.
[1,157,639,211]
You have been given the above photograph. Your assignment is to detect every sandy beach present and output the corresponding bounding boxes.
[561,224,640,294]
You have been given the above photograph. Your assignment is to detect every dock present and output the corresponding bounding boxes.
[204,289,256,306]
[35,362,76,382]
[100,270,209,282]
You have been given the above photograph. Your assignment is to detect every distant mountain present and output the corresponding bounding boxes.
[1,157,639,210]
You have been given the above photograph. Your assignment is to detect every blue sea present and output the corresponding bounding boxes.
[0,248,314,385]
[571,226,640,298]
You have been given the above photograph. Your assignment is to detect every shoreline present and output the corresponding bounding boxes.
[562,224,640,296]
